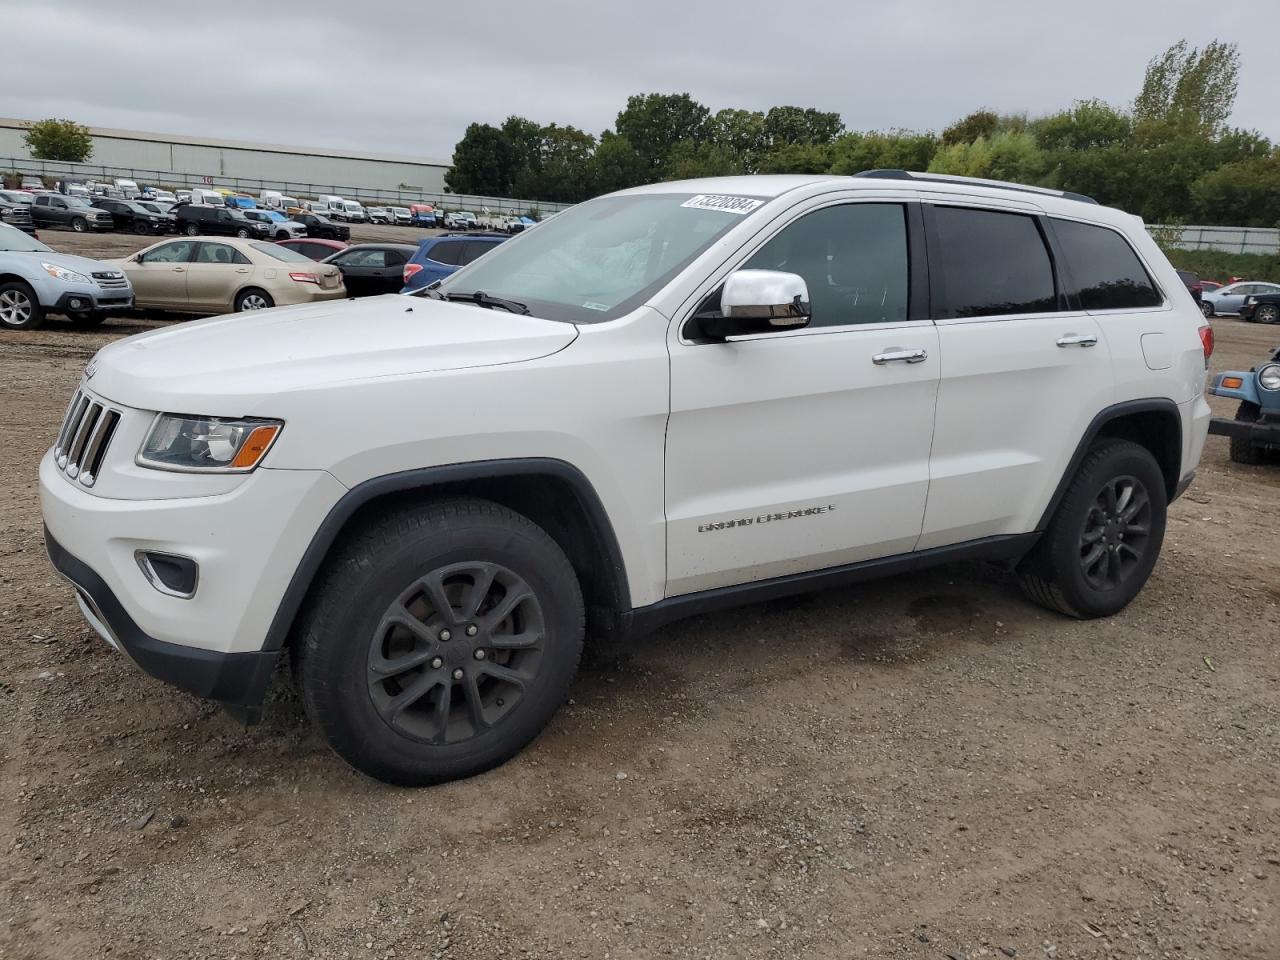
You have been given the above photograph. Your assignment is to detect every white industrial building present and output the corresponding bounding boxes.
[0,117,452,201]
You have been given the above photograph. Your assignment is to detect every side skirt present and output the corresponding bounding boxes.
[622,532,1040,637]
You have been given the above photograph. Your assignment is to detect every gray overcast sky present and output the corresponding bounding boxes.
[4,0,1278,160]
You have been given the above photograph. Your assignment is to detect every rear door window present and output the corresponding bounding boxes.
[141,241,195,263]
[932,206,1058,318]
[1051,218,1162,310]
[459,240,502,266]
[427,241,464,266]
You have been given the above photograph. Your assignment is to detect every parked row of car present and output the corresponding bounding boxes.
[0,213,514,330]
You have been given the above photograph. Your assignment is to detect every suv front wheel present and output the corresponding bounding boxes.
[0,281,43,330]
[1019,439,1167,618]
[295,498,585,786]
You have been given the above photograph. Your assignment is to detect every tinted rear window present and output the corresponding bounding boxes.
[1055,220,1163,309]
[933,207,1058,318]
[251,242,316,263]
[426,240,464,266]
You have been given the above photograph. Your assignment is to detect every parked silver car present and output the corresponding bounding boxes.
[1201,281,1280,318]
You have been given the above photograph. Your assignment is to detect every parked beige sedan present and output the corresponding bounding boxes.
[118,237,345,314]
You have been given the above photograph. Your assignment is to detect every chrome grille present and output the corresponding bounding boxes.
[91,271,129,290]
[53,390,121,488]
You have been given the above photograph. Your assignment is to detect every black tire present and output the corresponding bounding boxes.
[235,227,250,239]
[1258,304,1280,325]
[184,223,199,237]
[1200,300,1214,318]
[70,217,88,233]
[0,280,44,330]
[69,311,107,329]
[276,230,289,241]
[133,221,151,235]
[1229,401,1264,465]
[295,498,584,786]
[234,288,274,312]
[1018,439,1167,619]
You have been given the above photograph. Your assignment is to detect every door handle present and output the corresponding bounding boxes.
[235,268,250,274]
[873,347,928,365]
[172,267,185,272]
[1056,334,1098,348]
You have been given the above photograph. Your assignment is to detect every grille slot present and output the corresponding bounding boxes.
[53,390,121,488]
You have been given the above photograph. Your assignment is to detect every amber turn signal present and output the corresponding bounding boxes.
[230,425,282,469]
[1220,376,1244,389]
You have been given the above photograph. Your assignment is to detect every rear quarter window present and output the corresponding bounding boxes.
[1052,219,1162,310]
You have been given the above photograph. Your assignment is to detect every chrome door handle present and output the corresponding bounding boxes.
[1056,334,1098,348]
[873,347,928,365]
[172,267,185,272]
[235,268,250,273]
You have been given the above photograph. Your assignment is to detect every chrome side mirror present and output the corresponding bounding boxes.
[692,269,811,340]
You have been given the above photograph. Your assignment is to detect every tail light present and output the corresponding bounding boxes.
[403,262,423,284]
[1198,324,1214,365]
[289,271,321,285]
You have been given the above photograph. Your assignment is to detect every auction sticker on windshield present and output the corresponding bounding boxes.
[680,195,764,215]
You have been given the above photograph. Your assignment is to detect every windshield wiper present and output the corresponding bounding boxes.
[434,289,530,316]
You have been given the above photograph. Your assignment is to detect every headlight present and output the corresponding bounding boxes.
[1259,363,1280,392]
[137,414,283,472]
[42,262,90,284]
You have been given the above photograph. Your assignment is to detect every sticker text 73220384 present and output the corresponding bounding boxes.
[680,195,765,216]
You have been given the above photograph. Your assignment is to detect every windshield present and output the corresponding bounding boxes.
[344,202,362,211]
[1,192,34,204]
[436,192,760,323]
[0,221,52,252]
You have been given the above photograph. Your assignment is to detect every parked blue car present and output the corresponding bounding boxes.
[400,233,506,293]
[1207,345,1280,463]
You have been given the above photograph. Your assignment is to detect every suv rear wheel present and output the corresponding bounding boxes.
[1019,439,1167,618]
[295,498,584,785]
[0,281,43,330]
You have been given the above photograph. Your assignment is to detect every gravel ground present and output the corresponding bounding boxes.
[1,229,1278,959]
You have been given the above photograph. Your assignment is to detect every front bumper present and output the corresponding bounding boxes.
[1208,415,1280,445]
[53,290,133,314]
[45,529,278,708]
[40,446,347,674]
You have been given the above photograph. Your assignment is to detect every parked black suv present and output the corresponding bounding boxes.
[294,212,351,241]
[0,196,35,235]
[30,194,115,233]
[174,204,271,239]
[92,198,173,235]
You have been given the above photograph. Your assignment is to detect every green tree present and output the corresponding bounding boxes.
[23,118,92,162]
[941,109,999,145]
[1190,151,1280,226]
[524,124,597,203]
[1133,39,1239,134]
[615,93,710,178]
[1032,99,1131,152]
[502,115,544,193]
[826,131,938,174]
[755,142,836,175]
[762,106,844,148]
[927,131,1047,184]
[707,109,768,171]
[444,123,515,196]
[665,140,744,180]
[589,131,648,194]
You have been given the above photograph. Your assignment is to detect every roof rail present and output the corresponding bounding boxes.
[853,169,1098,205]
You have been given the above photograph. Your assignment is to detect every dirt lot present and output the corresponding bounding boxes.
[1,234,1278,959]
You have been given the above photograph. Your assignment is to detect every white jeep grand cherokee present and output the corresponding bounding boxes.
[41,172,1213,785]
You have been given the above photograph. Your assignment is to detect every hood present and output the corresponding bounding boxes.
[87,295,579,413]
[10,249,123,277]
